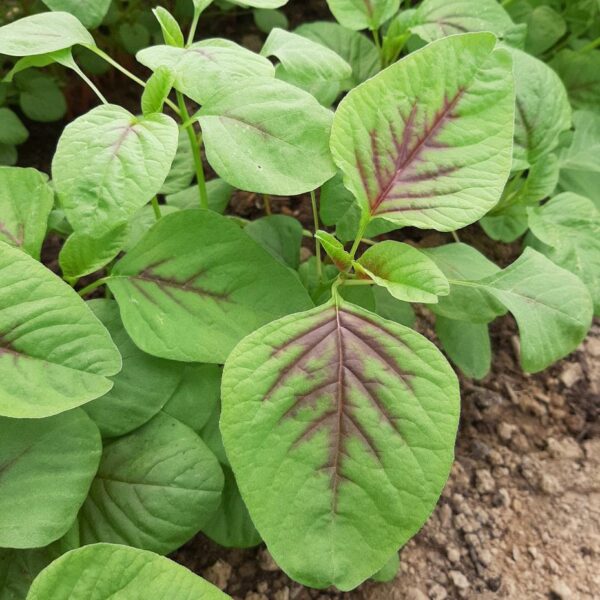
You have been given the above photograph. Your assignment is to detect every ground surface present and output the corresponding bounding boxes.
[11,2,600,598]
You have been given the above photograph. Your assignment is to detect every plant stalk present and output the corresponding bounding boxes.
[78,277,109,297]
[187,9,201,46]
[349,213,370,259]
[580,36,600,53]
[71,63,108,104]
[176,90,209,209]
[310,190,323,281]
[151,196,162,220]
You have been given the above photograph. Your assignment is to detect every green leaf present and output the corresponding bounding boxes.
[231,0,288,7]
[202,467,261,548]
[510,47,571,168]
[245,215,303,269]
[559,169,600,210]
[298,257,339,304]
[40,0,111,29]
[524,5,566,55]
[0,12,94,56]
[528,193,600,315]
[0,145,18,167]
[122,205,178,252]
[162,364,222,433]
[0,243,121,418]
[325,0,400,31]
[477,248,593,372]
[559,110,600,172]
[136,40,275,105]
[108,209,313,363]
[221,300,459,589]
[330,33,515,231]
[410,0,523,45]
[141,66,175,115]
[479,203,528,243]
[370,552,399,583]
[295,21,380,90]
[119,22,150,55]
[372,286,416,328]
[551,49,600,111]
[152,7,184,48]
[198,77,336,195]
[319,171,357,226]
[0,166,53,259]
[26,543,232,599]
[59,225,128,280]
[435,316,491,379]
[422,243,506,322]
[3,49,74,83]
[199,398,228,466]
[261,28,351,106]
[192,0,214,13]
[78,413,224,554]
[254,8,289,34]
[315,230,352,271]
[0,108,28,146]
[0,547,55,600]
[167,178,234,213]
[356,241,449,303]
[83,300,185,438]
[514,155,559,205]
[16,71,67,122]
[160,130,196,195]
[0,410,101,549]
[52,104,179,236]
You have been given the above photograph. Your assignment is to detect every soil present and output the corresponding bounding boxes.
[9,1,600,598]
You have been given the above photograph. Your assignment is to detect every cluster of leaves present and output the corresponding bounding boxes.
[0,0,598,597]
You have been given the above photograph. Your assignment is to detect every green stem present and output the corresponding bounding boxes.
[371,27,384,66]
[151,196,162,220]
[349,213,370,259]
[451,230,460,243]
[71,63,108,104]
[187,9,201,46]
[580,36,600,53]
[78,277,109,298]
[310,190,323,281]
[263,194,272,215]
[176,90,208,209]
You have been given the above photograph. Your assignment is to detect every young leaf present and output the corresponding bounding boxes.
[524,5,566,55]
[423,243,506,322]
[162,364,222,433]
[528,193,600,315]
[108,210,313,363]
[551,49,600,111]
[295,21,380,90]
[315,230,352,271]
[330,33,515,231]
[59,224,128,280]
[52,104,179,236]
[245,215,303,269]
[479,203,528,243]
[221,300,459,590]
[325,0,400,31]
[83,300,185,438]
[137,40,275,105]
[202,467,262,549]
[435,316,491,379]
[152,6,184,48]
[356,241,450,303]
[0,108,29,146]
[26,544,232,600]
[0,166,54,259]
[78,413,224,554]
[40,0,112,29]
[16,71,67,122]
[160,130,196,195]
[141,66,175,115]
[410,0,524,46]
[0,410,101,549]
[559,111,600,173]
[477,248,593,372]
[0,12,94,56]
[0,242,121,418]
[370,552,400,583]
[254,8,289,33]
[510,47,571,168]
[0,144,17,167]
[167,178,234,213]
[261,28,352,105]
[198,77,336,195]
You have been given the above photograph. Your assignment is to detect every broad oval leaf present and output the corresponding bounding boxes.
[198,77,336,195]
[325,0,400,31]
[559,110,600,173]
[78,413,224,554]
[0,12,94,56]
[550,49,600,111]
[330,32,515,231]
[511,47,571,168]
[83,300,185,438]
[136,40,274,105]
[221,300,460,589]
[0,108,28,146]
[40,0,112,29]
[0,547,56,600]
[26,544,231,600]
[0,166,54,259]
[478,248,593,372]
[108,210,313,363]
[52,104,179,236]
[356,240,449,303]
[0,410,101,548]
[244,214,303,269]
[0,242,121,418]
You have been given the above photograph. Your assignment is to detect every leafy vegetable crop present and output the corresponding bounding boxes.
[0,0,598,596]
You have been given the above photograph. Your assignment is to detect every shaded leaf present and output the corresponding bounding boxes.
[325,0,400,31]
[245,214,303,269]
[559,110,600,172]
[0,108,28,146]
[166,178,233,213]
[551,49,600,111]
[16,71,67,122]
[152,7,184,48]
[141,66,175,115]
[40,0,111,29]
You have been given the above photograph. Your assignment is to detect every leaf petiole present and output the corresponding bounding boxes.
[310,190,323,281]
[78,277,110,297]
